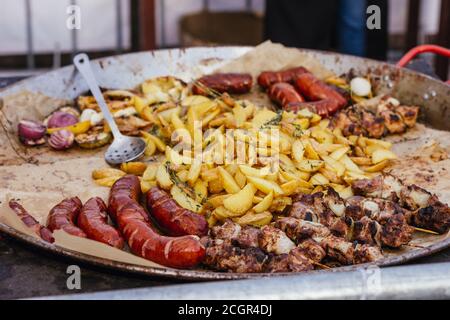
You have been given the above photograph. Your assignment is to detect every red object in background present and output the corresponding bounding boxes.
[397,45,450,84]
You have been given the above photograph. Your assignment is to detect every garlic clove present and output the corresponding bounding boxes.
[79,109,97,123]
[350,77,372,97]
[90,112,104,126]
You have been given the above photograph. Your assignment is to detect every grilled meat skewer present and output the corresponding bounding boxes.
[330,99,419,138]
[352,174,450,234]
[290,188,414,248]
[275,217,383,264]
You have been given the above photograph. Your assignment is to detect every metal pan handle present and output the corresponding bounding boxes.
[397,45,450,84]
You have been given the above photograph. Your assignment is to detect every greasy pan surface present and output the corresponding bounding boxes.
[0,46,449,280]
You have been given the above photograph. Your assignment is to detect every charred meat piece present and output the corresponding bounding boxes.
[353,216,382,246]
[318,235,355,265]
[210,219,241,241]
[352,174,403,201]
[378,213,414,248]
[297,239,327,262]
[265,248,314,273]
[361,109,386,138]
[396,105,419,128]
[258,225,296,255]
[353,174,450,234]
[330,106,365,136]
[275,217,331,241]
[377,103,407,134]
[411,195,450,234]
[203,239,268,273]
[353,243,384,264]
[211,219,261,248]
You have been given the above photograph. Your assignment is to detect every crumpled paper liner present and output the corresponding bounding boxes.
[0,42,449,270]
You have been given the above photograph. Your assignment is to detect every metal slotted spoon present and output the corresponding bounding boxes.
[73,53,146,165]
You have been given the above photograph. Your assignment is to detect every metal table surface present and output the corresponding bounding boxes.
[0,69,449,300]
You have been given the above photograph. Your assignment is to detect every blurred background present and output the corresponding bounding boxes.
[0,0,448,79]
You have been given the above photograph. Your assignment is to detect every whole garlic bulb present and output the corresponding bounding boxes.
[48,129,74,150]
[350,77,372,97]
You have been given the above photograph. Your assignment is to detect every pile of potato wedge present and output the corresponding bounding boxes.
[91,76,398,228]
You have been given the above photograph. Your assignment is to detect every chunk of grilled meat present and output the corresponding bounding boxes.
[317,235,383,265]
[396,105,419,128]
[352,174,450,234]
[203,239,268,273]
[206,220,316,273]
[275,216,383,265]
[352,174,403,201]
[329,99,419,138]
[297,239,327,262]
[330,106,385,138]
[290,186,413,248]
[259,225,296,255]
[265,248,314,273]
[275,217,331,241]
[377,104,406,134]
[346,196,413,247]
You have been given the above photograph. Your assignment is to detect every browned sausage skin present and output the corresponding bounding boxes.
[46,197,86,238]
[257,66,310,89]
[9,200,54,243]
[268,82,305,108]
[108,175,205,268]
[285,100,339,117]
[293,73,348,115]
[192,73,253,95]
[146,187,208,237]
[77,197,124,248]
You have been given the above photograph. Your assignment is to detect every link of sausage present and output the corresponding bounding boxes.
[77,197,124,249]
[46,197,86,238]
[285,100,339,117]
[257,66,310,89]
[146,187,208,237]
[192,73,253,95]
[109,175,205,269]
[9,200,54,243]
[268,82,305,108]
[294,73,347,115]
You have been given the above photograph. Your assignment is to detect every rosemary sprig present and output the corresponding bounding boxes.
[261,110,282,129]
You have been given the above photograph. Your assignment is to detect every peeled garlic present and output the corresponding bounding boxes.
[90,112,104,126]
[113,106,137,118]
[350,77,371,97]
[79,109,97,123]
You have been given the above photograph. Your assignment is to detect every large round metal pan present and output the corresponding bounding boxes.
[0,46,449,280]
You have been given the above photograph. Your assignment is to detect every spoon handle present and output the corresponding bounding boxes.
[73,53,122,139]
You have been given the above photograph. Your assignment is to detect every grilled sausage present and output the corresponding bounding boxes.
[294,73,348,115]
[257,66,310,89]
[47,197,86,238]
[285,99,340,117]
[108,175,205,268]
[77,197,124,248]
[192,73,253,95]
[267,82,305,108]
[146,187,208,237]
[9,200,54,243]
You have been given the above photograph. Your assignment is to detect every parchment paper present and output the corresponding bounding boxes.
[0,42,448,269]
